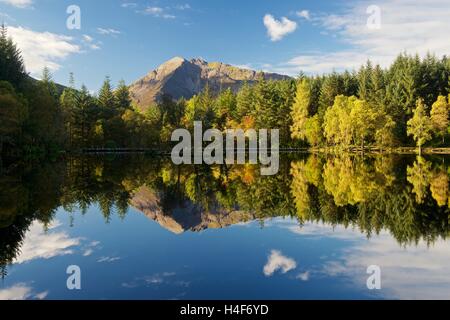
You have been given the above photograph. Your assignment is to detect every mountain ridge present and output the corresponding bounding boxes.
[129,57,291,111]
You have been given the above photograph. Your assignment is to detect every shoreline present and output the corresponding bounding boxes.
[76,147,450,155]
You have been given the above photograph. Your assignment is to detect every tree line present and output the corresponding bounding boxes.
[2,24,450,157]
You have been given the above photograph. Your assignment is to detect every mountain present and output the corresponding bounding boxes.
[131,186,257,234]
[129,57,290,111]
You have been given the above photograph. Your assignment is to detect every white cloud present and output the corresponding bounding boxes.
[97,256,121,263]
[82,35,93,42]
[175,4,191,10]
[289,220,450,299]
[263,14,297,41]
[0,0,32,8]
[97,27,121,35]
[83,248,94,256]
[7,26,81,75]
[322,232,450,299]
[296,271,310,281]
[88,44,100,50]
[263,250,297,276]
[296,10,310,20]
[279,0,450,74]
[82,240,100,256]
[14,221,81,264]
[122,272,179,288]
[81,35,101,50]
[144,6,163,15]
[121,2,137,8]
[284,221,365,240]
[142,6,176,19]
[0,284,48,300]
[162,14,176,19]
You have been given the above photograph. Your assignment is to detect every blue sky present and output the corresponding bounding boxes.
[1,0,450,91]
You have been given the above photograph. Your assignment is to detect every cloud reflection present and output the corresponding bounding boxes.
[0,283,48,300]
[263,250,297,276]
[14,221,81,264]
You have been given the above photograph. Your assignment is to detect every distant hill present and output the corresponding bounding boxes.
[27,75,66,95]
[129,57,291,111]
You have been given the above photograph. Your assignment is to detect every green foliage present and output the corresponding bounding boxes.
[304,115,323,146]
[3,25,450,154]
[407,98,433,150]
[430,95,449,143]
[290,78,311,141]
[3,154,450,275]
[115,79,132,110]
[0,24,26,88]
[0,81,27,150]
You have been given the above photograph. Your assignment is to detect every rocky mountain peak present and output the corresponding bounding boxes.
[129,57,290,112]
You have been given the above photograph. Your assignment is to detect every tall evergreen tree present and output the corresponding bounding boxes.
[357,60,374,100]
[318,72,344,118]
[0,24,27,88]
[115,79,132,110]
[98,76,115,109]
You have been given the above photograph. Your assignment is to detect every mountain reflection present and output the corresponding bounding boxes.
[1,154,450,277]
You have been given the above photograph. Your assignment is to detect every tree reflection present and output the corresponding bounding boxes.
[1,154,450,277]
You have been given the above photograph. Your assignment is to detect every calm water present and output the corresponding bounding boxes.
[0,154,449,300]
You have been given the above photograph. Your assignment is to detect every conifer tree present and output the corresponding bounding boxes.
[98,76,115,109]
[115,79,132,110]
[0,24,27,88]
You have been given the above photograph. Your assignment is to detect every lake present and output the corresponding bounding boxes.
[0,154,449,300]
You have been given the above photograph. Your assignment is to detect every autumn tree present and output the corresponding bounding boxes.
[323,95,354,146]
[407,156,432,204]
[290,78,311,141]
[407,98,433,155]
[430,95,449,144]
[214,88,235,130]
[304,115,323,147]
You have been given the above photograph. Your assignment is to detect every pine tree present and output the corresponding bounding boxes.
[318,72,344,118]
[235,81,254,120]
[41,67,58,98]
[75,85,94,147]
[115,79,132,110]
[0,24,27,88]
[357,60,373,100]
[370,64,386,108]
[60,73,79,146]
[98,76,115,109]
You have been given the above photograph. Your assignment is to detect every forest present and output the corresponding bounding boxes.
[2,24,450,157]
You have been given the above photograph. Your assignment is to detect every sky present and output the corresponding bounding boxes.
[1,0,450,92]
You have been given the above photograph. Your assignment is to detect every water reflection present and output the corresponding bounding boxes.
[0,154,450,298]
